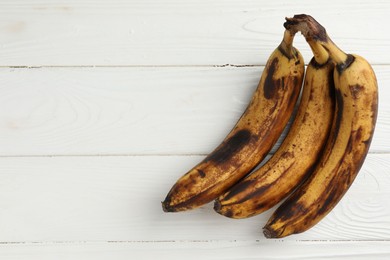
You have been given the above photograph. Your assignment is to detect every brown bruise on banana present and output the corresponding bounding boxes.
[317,88,344,165]
[162,42,304,212]
[197,169,206,178]
[349,84,364,100]
[214,51,333,219]
[263,59,280,99]
[203,129,253,165]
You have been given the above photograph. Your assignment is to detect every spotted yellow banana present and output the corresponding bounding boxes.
[214,40,334,219]
[263,14,378,238]
[162,30,304,212]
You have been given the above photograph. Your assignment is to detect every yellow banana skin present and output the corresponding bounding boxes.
[214,42,334,219]
[162,31,305,212]
[263,15,378,238]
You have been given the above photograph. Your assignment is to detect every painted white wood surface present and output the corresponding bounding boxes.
[0,0,389,259]
[0,154,389,242]
[0,241,389,260]
[0,0,389,66]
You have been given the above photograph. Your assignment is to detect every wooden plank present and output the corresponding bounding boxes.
[0,0,389,66]
[0,66,388,156]
[0,154,388,241]
[0,241,389,260]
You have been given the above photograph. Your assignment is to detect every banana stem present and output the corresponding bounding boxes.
[320,39,349,65]
[279,29,296,58]
[284,14,349,66]
[307,39,329,65]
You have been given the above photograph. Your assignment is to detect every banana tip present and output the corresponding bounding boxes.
[213,199,222,213]
[161,200,176,212]
[262,225,279,239]
[214,199,237,218]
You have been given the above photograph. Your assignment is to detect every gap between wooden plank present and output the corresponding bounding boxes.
[1,63,389,68]
[1,64,262,69]
[0,239,389,245]
[0,151,387,158]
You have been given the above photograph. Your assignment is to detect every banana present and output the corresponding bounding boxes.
[162,30,305,212]
[214,40,334,219]
[263,15,378,238]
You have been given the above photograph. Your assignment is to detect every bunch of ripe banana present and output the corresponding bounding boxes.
[162,14,378,238]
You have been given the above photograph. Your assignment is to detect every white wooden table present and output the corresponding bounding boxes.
[0,1,389,259]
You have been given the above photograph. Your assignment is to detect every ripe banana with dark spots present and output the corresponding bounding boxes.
[214,40,335,219]
[263,15,378,238]
[162,30,305,212]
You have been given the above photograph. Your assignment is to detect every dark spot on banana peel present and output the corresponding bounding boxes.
[223,209,234,218]
[349,127,371,172]
[281,78,286,90]
[328,89,344,152]
[309,79,315,101]
[371,96,378,123]
[349,84,364,99]
[204,129,252,164]
[362,124,374,147]
[316,175,340,217]
[197,169,206,178]
[304,159,320,180]
[302,112,310,124]
[277,201,308,222]
[281,151,294,159]
[336,54,355,74]
[293,76,300,86]
[220,179,257,201]
[355,127,363,143]
[253,202,268,212]
[328,69,336,99]
[277,45,295,60]
[226,162,296,206]
[264,58,280,99]
[345,133,354,155]
[267,102,278,116]
[362,137,372,146]
[285,77,300,108]
[190,176,197,184]
[293,77,300,92]
[310,57,329,69]
[249,163,296,203]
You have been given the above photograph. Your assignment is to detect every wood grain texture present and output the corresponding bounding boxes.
[0,154,388,242]
[0,66,388,156]
[0,0,389,66]
[0,241,389,260]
